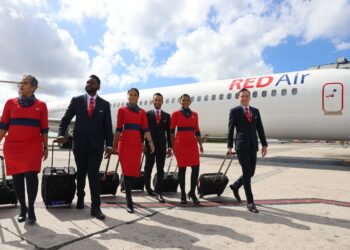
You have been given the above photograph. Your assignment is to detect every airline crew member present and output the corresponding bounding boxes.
[113,88,155,213]
[0,74,48,225]
[170,94,203,205]
[227,88,268,213]
[144,93,172,203]
[58,75,113,220]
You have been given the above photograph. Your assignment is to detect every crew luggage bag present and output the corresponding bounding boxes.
[197,154,235,198]
[120,153,145,192]
[152,155,179,193]
[41,140,76,207]
[0,155,18,206]
[99,157,120,196]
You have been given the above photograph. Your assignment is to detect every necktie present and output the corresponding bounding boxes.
[156,110,161,124]
[88,97,95,118]
[244,107,252,122]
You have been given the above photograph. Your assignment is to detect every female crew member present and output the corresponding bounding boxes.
[0,74,48,225]
[170,94,203,205]
[113,88,155,213]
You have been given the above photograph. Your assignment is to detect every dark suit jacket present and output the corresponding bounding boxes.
[58,94,113,152]
[145,110,172,154]
[227,106,267,152]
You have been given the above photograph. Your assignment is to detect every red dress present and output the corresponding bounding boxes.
[0,98,48,175]
[116,107,149,177]
[170,110,201,167]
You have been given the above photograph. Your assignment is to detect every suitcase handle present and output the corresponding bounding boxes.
[165,155,173,175]
[50,140,73,175]
[215,153,236,179]
[140,153,145,171]
[0,155,7,188]
[102,157,120,181]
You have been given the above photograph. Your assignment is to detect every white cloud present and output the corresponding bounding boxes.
[0,0,90,105]
[334,42,350,51]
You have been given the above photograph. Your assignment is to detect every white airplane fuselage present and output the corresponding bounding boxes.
[48,69,350,141]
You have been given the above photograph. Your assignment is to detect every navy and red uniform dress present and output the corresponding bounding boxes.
[116,106,149,177]
[0,98,48,175]
[170,109,201,167]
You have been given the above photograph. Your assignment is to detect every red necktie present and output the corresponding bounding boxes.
[156,110,161,124]
[88,97,95,118]
[244,107,252,122]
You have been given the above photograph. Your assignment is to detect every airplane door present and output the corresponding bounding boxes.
[322,83,343,113]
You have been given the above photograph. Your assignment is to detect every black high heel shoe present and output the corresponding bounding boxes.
[17,206,27,223]
[188,192,200,205]
[126,197,134,213]
[27,207,36,225]
[180,193,187,204]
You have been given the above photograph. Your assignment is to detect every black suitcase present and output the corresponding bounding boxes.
[120,153,145,192]
[152,155,179,193]
[99,157,120,196]
[41,140,76,207]
[197,154,235,198]
[0,155,18,206]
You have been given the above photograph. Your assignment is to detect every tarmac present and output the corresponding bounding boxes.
[0,140,350,249]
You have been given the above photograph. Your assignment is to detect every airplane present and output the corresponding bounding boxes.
[2,58,350,145]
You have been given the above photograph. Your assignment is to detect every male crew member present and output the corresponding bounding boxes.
[144,93,172,203]
[227,88,268,213]
[57,75,113,220]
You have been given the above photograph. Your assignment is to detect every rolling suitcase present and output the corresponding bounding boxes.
[152,155,179,193]
[0,155,18,206]
[99,157,120,196]
[41,140,76,207]
[120,153,145,192]
[197,154,235,198]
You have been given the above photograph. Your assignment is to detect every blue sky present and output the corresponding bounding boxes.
[0,0,350,103]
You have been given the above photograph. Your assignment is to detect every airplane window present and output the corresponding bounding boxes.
[204,95,208,101]
[113,103,116,108]
[191,96,194,102]
[166,98,169,104]
[144,100,148,105]
[235,93,239,99]
[140,101,143,105]
[211,94,216,101]
[271,90,277,96]
[117,103,120,107]
[149,100,152,105]
[197,96,201,102]
[219,94,224,100]
[281,89,287,96]
[252,91,258,98]
[262,90,267,97]
[292,88,298,95]
[172,98,175,103]
[227,93,232,99]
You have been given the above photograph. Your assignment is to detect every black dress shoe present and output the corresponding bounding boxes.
[91,208,106,220]
[76,198,84,209]
[230,184,241,202]
[188,192,200,205]
[156,193,165,203]
[17,206,27,223]
[27,207,36,225]
[126,199,134,213]
[180,193,187,204]
[247,203,259,213]
[146,188,155,196]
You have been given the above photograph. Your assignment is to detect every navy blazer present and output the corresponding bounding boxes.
[227,106,267,152]
[58,94,113,151]
[145,110,172,154]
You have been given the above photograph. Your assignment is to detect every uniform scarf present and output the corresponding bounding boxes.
[180,108,192,118]
[126,103,140,113]
[18,95,36,107]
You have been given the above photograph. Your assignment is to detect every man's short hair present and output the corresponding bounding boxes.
[89,74,101,85]
[153,92,163,99]
[238,88,250,96]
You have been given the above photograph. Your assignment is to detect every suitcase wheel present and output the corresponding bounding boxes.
[67,204,72,208]
[217,194,221,197]
[199,194,203,198]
